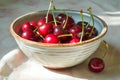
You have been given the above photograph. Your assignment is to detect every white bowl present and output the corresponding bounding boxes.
[10,10,107,69]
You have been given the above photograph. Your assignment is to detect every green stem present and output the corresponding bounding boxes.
[88,7,95,37]
[102,40,109,59]
[51,0,57,26]
[58,34,72,38]
[46,0,52,23]
[80,10,84,42]
[63,10,68,29]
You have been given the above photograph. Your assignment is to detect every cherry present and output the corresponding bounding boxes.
[69,38,80,44]
[22,22,34,32]
[38,23,53,37]
[77,21,89,27]
[53,26,64,36]
[61,16,75,30]
[37,19,46,27]
[56,13,66,22]
[88,57,105,73]
[58,30,72,43]
[29,21,37,28]
[21,29,37,41]
[45,13,54,22]
[69,24,82,38]
[44,34,59,43]
[56,13,75,30]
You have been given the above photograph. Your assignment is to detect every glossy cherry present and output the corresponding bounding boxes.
[69,38,80,44]
[22,22,34,32]
[37,19,46,27]
[29,21,37,28]
[45,13,54,22]
[56,13,66,22]
[88,57,105,73]
[53,26,64,36]
[38,23,53,37]
[44,34,59,43]
[69,24,82,38]
[21,29,36,41]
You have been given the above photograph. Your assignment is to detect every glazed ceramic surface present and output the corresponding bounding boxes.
[10,10,107,68]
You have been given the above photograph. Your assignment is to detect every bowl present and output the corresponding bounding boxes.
[10,10,107,69]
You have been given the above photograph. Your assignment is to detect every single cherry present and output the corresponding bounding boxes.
[38,23,53,37]
[37,19,46,27]
[22,22,34,32]
[88,57,105,73]
[21,29,36,41]
[56,13,66,22]
[69,38,80,44]
[53,26,64,36]
[44,34,59,43]
[45,13,54,22]
[29,21,37,28]
[61,16,75,30]
[69,24,82,38]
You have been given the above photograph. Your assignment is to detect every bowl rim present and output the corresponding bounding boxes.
[10,9,108,47]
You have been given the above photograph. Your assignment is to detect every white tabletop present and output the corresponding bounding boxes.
[0,0,120,79]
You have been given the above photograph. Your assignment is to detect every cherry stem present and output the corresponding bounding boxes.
[51,0,57,26]
[36,32,44,40]
[102,40,109,59]
[46,0,52,23]
[33,27,38,33]
[63,10,68,29]
[58,34,72,38]
[87,7,95,37]
[80,10,84,42]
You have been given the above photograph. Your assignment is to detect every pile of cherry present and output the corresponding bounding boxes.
[21,13,98,44]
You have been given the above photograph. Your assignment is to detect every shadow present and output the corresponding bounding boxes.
[47,42,120,79]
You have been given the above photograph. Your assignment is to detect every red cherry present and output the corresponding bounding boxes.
[21,29,36,41]
[56,13,66,22]
[69,38,80,44]
[37,19,46,27]
[88,57,105,73]
[53,26,64,36]
[77,21,89,27]
[61,16,75,30]
[29,21,37,28]
[22,22,34,32]
[44,34,59,43]
[69,25,82,38]
[38,23,53,37]
[45,13,54,22]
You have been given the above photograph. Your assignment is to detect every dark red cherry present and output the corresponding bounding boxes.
[58,30,72,43]
[37,19,46,27]
[69,38,80,44]
[53,26,64,36]
[69,25,82,38]
[88,57,105,73]
[56,13,66,22]
[38,23,53,37]
[77,21,90,27]
[45,13,54,22]
[22,22,34,32]
[44,34,59,43]
[61,16,75,30]
[29,21,37,28]
[21,29,36,41]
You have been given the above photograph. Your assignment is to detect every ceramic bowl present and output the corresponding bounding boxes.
[10,10,107,69]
